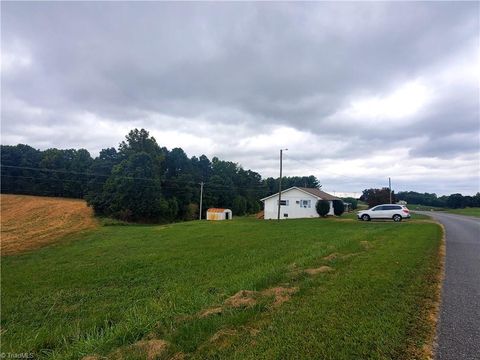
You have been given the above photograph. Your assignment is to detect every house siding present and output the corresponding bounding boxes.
[263,188,334,220]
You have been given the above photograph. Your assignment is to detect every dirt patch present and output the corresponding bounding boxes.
[262,286,298,307]
[210,328,238,342]
[304,266,334,275]
[209,329,238,349]
[323,252,341,261]
[81,356,100,360]
[133,339,169,360]
[342,253,359,259]
[170,352,186,360]
[244,326,260,336]
[360,241,373,250]
[1,194,97,255]
[200,285,298,319]
[198,306,223,318]
[224,290,258,308]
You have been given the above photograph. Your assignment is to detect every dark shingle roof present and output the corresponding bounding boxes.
[297,187,341,201]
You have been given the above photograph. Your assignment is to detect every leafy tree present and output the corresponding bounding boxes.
[396,191,445,207]
[446,193,464,209]
[86,147,122,197]
[247,198,261,214]
[118,128,165,173]
[89,152,167,222]
[332,200,345,216]
[232,195,247,216]
[472,193,480,207]
[263,176,321,194]
[361,188,395,208]
[316,200,330,217]
[184,203,199,220]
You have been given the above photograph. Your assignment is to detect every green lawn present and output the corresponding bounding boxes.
[1,217,442,359]
[441,207,480,217]
[407,204,444,211]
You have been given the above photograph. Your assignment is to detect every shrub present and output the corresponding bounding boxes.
[316,200,330,217]
[332,200,345,216]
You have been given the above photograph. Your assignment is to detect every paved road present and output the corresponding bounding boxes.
[417,211,480,360]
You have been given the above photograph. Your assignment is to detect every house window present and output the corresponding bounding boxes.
[278,200,289,206]
[300,200,311,208]
[284,213,288,217]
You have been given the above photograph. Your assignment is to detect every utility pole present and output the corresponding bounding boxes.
[389,177,392,204]
[277,148,288,220]
[199,182,204,220]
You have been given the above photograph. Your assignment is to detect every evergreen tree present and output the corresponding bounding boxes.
[316,200,330,217]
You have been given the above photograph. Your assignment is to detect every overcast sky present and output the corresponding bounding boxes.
[1,2,479,196]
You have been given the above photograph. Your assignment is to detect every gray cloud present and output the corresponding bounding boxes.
[1,2,479,195]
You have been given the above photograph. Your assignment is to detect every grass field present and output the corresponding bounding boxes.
[0,194,97,255]
[407,204,444,211]
[1,197,442,360]
[441,207,480,217]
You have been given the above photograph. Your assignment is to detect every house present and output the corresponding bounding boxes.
[206,208,233,221]
[260,187,341,220]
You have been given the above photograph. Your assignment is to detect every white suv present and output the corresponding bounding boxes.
[357,204,411,222]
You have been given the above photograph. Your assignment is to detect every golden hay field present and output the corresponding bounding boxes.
[0,194,97,255]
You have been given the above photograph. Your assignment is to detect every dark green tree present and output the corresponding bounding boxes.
[316,200,330,217]
[361,188,395,208]
[332,200,345,216]
[89,152,167,221]
[446,193,464,209]
[232,195,247,216]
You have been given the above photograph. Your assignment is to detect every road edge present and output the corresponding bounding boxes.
[425,220,446,360]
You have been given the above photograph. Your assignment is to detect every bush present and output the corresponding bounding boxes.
[316,200,330,217]
[332,200,345,216]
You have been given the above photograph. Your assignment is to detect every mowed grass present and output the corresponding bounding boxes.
[441,207,480,217]
[1,214,442,359]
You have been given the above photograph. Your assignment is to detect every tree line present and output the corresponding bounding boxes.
[361,188,480,209]
[1,128,321,222]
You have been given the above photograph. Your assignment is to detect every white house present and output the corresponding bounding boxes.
[206,208,233,221]
[260,187,341,220]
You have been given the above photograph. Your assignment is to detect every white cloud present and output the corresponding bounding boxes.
[0,39,32,74]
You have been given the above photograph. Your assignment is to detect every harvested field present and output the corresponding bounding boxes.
[0,194,97,255]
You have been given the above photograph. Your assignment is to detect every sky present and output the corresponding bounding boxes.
[1,2,479,196]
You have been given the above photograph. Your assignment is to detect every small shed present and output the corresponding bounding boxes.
[206,208,233,221]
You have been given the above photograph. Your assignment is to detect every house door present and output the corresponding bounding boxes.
[225,212,230,220]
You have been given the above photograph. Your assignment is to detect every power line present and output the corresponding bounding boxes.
[1,164,271,189]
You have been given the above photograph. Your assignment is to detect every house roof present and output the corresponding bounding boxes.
[207,208,231,213]
[296,187,341,201]
[260,187,341,201]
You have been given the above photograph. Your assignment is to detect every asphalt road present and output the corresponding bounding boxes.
[417,211,480,360]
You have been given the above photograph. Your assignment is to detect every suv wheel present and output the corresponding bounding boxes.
[393,214,402,222]
[361,214,370,221]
